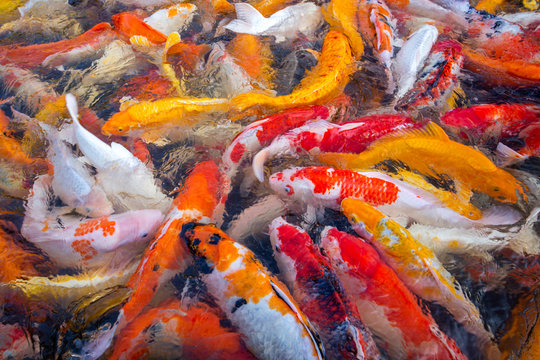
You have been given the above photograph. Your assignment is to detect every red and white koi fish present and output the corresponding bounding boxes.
[183,223,325,360]
[269,217,381,360]
[224,3,324,43]
[396,39,464,112]
[269,166,521,226]
[253,114,421,181]
[110,299,256,360]
[222,105,329,178]
[22,176,163,269]
[342,198,500,358]
[320,227,467,360]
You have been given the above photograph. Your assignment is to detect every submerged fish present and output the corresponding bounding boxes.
[269,217,381,360]
[143,3,197,36]
[183,223,325,360]
[224,3,324,43]
[341,198,499,357]
[320,227,466,360]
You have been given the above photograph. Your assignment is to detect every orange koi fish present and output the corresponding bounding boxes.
[320,227,467,360]
[269,218,381,360]
[341,198,499,358]
[323,0,365,59]
[0,220,52,283]
[183,224,325,360]
[112,12,167,45]
[318,123,527,220]
[102,97,230,136]
[122,161,226,323]
[231,31,355,113]
[0,23,117,69]
[111,299,256,360]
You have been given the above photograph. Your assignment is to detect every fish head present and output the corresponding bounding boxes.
[269,167,322,207]
[339,323,368,360]
[181,223,226,263]
[269,217,312,259]
[482,172,528,205]
[102,111,135,136]
[115,209,164,245]
[340,198,384,240]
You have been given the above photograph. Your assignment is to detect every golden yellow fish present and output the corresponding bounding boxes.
[319,123,527,219]
[322,0,365,59]
[230,31,355,113]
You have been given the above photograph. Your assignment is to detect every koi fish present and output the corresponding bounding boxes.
[102,97,230,136]
[318,123,528,220]
[222,105,329,178]
[320,227,466,360]
[253,114,422,181]
[269,217,381,360]
[231,31,355,113]
[22,175,163,269]
[122,161,226,323]
[0,22,117,69]
[440,103,540,159]
[393,24,439,99]
[0,219,52,282]
[396,39,464,112]
[112,12,168,45]
[143,4,197,36]
[183,223,325,360]
[269,166,521,226]
[322,0,366,59]
[111,299,256,360]
[224,3,324,43]
[341,198,499,358]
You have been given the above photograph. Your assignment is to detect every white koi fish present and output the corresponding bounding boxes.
[144,4,198,36]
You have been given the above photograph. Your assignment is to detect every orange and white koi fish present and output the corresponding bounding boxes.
[318,122,528,220]
[112,12,167,45]
[183,223,325,360]
[224,3,323,43]
[111,299,256,360]
[102,97,229,136]
[121,161,226,323]
[320,227,467,360]
[269,166,521,226]
[269,217,381,360]
[143,4,197,36]
[231,31,355,113]
[341,198,500,358]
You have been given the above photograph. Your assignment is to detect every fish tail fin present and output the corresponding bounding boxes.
[65,93,81,126]
[446,87,466,110]
[224,3,266,34]
[495,142,529,167]
[252,147,270,182]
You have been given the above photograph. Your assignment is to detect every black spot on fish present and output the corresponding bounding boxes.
[231,298,247,313]
[191,238,201,248]
[194,257,213,274]
[219,318,233,329]
[373,159,411,175]
[152,264,160,271]
[180,222,198,240]
[209,233,221,245]
[424,172,457,193]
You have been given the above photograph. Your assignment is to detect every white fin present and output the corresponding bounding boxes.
[269,280,325,360]
[224,3,267,34]
[495,142,528,167]
[252,148,270,182]
[65,93,80,126]
[478,205,522,226]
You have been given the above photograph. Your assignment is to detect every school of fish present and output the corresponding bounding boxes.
[0,0,538,358]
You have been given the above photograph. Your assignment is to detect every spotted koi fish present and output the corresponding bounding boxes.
[183,223,325,360]
[341,198,500,358]
[111,299,256,360]
[396,40,464,112]
[269,166,521,226]
[121,161,226,323]
[230,31,355,113]
[222,105,329,178]
[102,97,230,136]
[320,227,467,360]
[253,114,422,181]
[269,217,381,360]
[318,122,528,220]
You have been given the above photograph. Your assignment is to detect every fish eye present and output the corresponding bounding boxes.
[284,185,294,195]
[141,232,148,238]
[351,214,359,223]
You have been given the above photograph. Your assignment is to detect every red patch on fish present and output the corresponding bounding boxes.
[230,142,246,163]
[71,239,98,261]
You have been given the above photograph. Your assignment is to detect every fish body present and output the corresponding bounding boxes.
[222,105,329,177]
[122,161,226,322]
[320,227,466,360]
[323,0,366,58]
[102,97,230,136]
[341,198,498,356]
[253,114,421,181]
[111,299,256,360]
[318,124,527,220]
[393,24,439,99]
[143,4,197,36]
[396,39,464,111]
[112,12,167,45]
[183,224,325,360]
[269,167,520,226]
[224,3,324,43]
[269,217,380,360]
[231,31,355,112]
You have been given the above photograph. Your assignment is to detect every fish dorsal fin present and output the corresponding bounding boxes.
[164,32,181,57]
[369,121,449,148]
[234,3,266,24]
[130,35,153,47]
[269,279,325,360]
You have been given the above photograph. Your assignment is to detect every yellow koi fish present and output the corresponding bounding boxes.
[341,198,500,358]
[322,0,365,59]
[230,31,355,113]
[319,123,527,220]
